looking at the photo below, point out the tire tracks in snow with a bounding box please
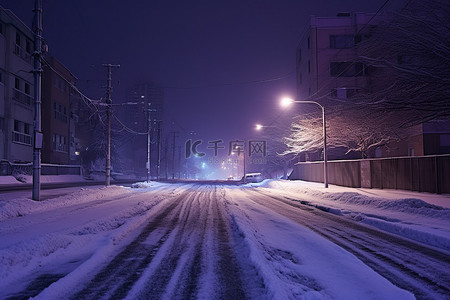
[242,188,450,300]
[132,185,248,299]
[69,185,199,299]
[70,184,253,299]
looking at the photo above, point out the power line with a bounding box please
[41,57,100,108]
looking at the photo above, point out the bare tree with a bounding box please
[254,119,296,179]
[354,0,450,126]
[282,107,407,159]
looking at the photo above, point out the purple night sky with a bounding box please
[2,0,385,142]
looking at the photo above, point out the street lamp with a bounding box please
[255,123,276,131]
[281,97,328,188]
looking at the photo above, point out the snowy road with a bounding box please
[1,181,449,299]
[237,188,450,299]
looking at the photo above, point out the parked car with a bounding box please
[242,173,263,183]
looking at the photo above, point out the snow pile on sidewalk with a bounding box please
[0,186,131,221]
[0,184,170,298]
[256,180,450,251]
[131,181,166,189]
[0,176,20,184]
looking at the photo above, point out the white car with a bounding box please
[243,173,263,183]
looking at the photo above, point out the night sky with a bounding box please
[3,0,387,145]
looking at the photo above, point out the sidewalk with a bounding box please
[0,175,141,192]
[271,179,450,209]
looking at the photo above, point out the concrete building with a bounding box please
[296,12,379,102]
[0,7,34,163]
[41,55,78,164]
[296,12,450,159]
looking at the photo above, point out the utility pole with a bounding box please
[157,121,162,180]
[146,106,156,183]
[102,64,120,186]
[164,138,169,180]
[32,0,43,201]
[171,131,179,179]
[147,106,151,183]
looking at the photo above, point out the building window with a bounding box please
[308,60,311,74]
[330,35,353,49]
[24,123,30,135]
[12,120,32,145]
[53,134,68,152]
[329,35,362,48]
[330,88,360,99]
[54,102,68,122]
[54,77,67,91]
[307,36,310,49]
[12,78,33,106]
[26,40,32,54]
[13,33,31,63]
[24,83,30,95]
[330,62,367,77]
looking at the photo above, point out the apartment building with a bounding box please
[41,55,78,164]
[296,12,450,158]
[296,12,379,102]
[0,7,34,163]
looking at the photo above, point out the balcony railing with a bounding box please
[13,88,33,106]
[14,44,32,64]
[53,142,68,152]
[12,131,32,146]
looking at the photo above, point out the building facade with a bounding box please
[41,55,78,164]
[296,12,450,159]
[0,7,35,163]
[296,12,379,102]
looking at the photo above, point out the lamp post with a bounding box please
[281,97,328,188]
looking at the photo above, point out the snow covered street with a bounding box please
[0,180,449,299]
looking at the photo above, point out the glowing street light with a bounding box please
[255,123,276,131]
[280,97,328,188]
[280,97,295,108]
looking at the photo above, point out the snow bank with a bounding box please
[131,181,166,189]
[257,180,450,251]
[225,188,415,299]
[0,176,20,184]
[0,186,131,221]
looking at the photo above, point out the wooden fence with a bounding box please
[289,155,450,194]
